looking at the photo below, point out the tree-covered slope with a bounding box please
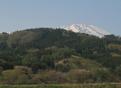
[0,28,121,84]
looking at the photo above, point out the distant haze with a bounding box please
[0,0,121,35]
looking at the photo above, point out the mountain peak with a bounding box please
[64,24,111,38]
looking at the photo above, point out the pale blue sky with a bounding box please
[0,0,121,35]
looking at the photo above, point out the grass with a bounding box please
[0,83,121,88]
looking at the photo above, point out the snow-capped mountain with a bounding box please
[64,24,110,38]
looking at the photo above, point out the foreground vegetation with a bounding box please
[0,83,121,88]
[0,28,121,84]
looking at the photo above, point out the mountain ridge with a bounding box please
[64,24,111,38]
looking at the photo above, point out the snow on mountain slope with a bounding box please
[64,24,110,38]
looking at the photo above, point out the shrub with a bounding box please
[1,66,32,84]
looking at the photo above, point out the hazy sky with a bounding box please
[0,0,121,35]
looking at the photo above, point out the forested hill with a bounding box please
[0,28,121,84]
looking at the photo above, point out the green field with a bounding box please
[0,83,121,88]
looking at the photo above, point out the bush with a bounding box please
[1,66,32,84]
[32,70,66,83]
[66,69,93,83]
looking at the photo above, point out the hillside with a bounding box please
[0,28,121,84]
